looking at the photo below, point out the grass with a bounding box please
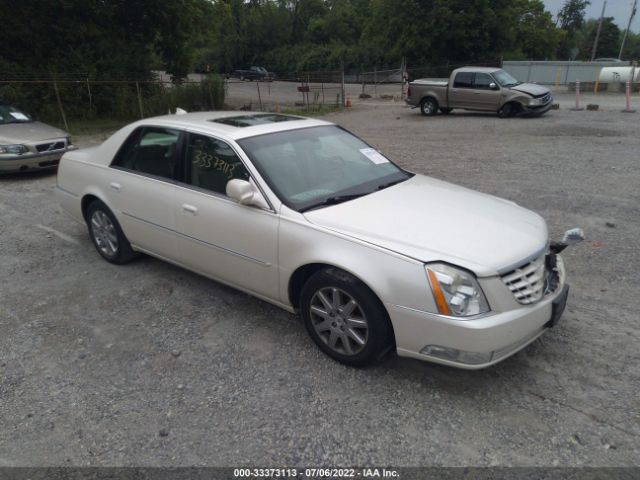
[50,118,130,137]
[280,104,343,117]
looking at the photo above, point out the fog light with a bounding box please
[420,345,493,365]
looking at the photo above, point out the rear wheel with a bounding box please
[300,268,393,366]
[86,200,137,265]
[420,97,439,116]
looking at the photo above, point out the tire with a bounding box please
[300,268,394,366]
[420,97,439,116]
[440,107,453,114]
[86,200,137,265]
[498,102,519,118]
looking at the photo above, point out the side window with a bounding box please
[474,73,494,90]
[112,127,180,181]
[453,72,473,88]
[185,133,250,195]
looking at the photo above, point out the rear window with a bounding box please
[453,72,473,88]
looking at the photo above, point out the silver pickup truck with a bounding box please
[406,67,553,118]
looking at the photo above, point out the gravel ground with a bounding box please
[0,104,639,468]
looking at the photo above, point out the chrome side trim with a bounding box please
[55,185,79,198]
[121,211,272,267]
[392,304,493,321]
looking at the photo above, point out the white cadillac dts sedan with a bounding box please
[56,111,573,369]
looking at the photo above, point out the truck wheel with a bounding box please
[420,97,438,116]
[440,108,453,114]
[498,102,520,118]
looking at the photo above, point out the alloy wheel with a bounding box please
[90,210,118,257]
[309,287,369,356]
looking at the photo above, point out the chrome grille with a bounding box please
[501,255,546,305]
[36,141,65,153]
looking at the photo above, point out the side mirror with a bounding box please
[226,179,269,209]
[562,227,585,246]
[489,82,498,90]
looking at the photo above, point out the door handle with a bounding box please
[110,182,122,192]
[182,204,198,215]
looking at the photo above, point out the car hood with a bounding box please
[303,175,548,277]
[510,83,550,97]
[0,121,68,144]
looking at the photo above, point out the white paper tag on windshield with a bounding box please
[10,112,29,120]
[360,148,389,164]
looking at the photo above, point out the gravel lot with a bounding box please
[1,102,639,468]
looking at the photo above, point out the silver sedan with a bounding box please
[0,102,75,173]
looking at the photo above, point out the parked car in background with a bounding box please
[406,67,553,118]
[231,66,275,81]
[0,101,76,173]
[56,111,577,369]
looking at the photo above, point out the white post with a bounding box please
[622,80,636,113]
[572,79,584,111]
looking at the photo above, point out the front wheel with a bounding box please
[498,102,520,118]
[300,269,393,366]
[86,200,137,264]
[420,97,439,116]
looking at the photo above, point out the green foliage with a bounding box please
[580,17,622,60]
[556,0,591,59]
[0,75,225,125]
[2,0,636,105]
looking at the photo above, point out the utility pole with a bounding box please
[591,1,607,61]
[619,0,638,60]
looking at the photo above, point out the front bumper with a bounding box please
[0,146,77,173]
[522,97,554,116]
[389,259,568,369]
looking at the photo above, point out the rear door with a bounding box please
[448,72,475,108]
[172,132,280,300]
[108,126,182,259]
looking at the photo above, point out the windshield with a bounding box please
[492,70,521,87]
[238,125,412,212]
[0,104,32,125]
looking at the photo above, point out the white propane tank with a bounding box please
[599,66,639,83]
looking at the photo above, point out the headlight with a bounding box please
[528,98,543,106]
[0,144,29,155]
[426,263,490,317]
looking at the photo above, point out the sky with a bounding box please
[542,0,639,32]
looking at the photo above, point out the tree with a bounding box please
[556,0,591,59]
[580,17,622,60]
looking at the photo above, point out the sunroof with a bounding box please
[211,113,304,127]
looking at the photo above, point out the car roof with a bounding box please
[139,111,333,141]
[455,66,502,74]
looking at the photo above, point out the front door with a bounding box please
[172,132,279,300]
[470,72,503,111]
